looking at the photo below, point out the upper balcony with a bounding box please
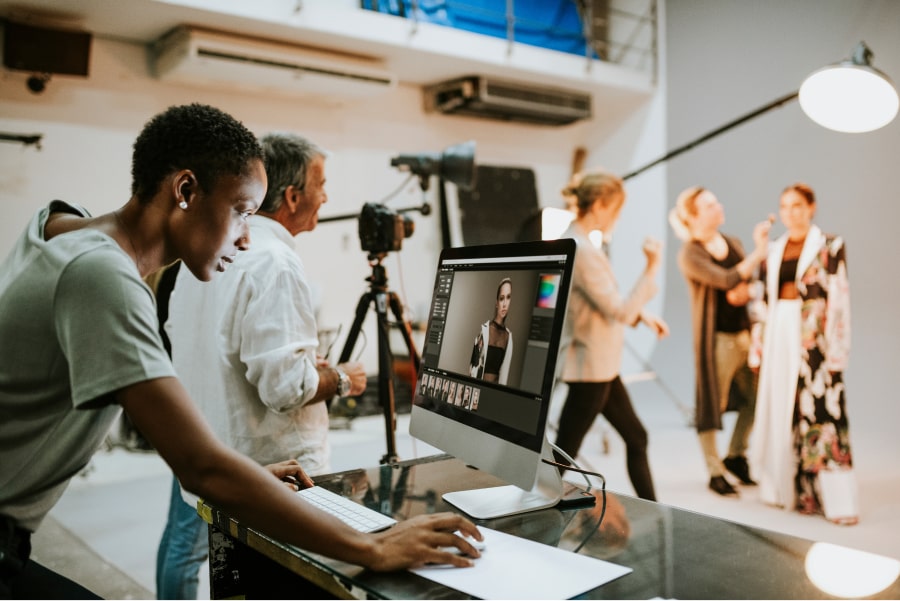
[0,0,658,103]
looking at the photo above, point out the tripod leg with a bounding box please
[374,291,399,463]
[387,291,421,373]
[338,291,374,364]
[330,291,373,413]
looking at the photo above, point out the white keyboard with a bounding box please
[297,486,397,533]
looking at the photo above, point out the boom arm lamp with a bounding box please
[622,41,898,182]
[540,41,898,239]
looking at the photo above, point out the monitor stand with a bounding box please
[442,439,563,520]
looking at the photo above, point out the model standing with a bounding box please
[750,183,856,525]
[469,277,514,385]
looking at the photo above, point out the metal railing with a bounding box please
[392,0,658,79]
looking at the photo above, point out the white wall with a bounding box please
[657,0,900,469]
[0,15,667,372]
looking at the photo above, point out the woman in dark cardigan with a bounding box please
[670,187,771,496]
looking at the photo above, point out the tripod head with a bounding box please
[365,253,389,291]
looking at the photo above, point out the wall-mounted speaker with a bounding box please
[2,20,91,76]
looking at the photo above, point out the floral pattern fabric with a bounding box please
[751,226,853,516]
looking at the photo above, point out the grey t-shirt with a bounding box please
[0,201,176,531]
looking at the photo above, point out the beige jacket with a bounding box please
[560,221,658,382]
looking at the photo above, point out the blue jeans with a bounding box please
[155,476,208,599]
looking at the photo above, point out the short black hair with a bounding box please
[131,103,263,202]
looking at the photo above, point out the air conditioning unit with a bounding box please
[424,75,592,126]
[151,26,398,99]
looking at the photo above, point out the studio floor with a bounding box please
[33,378,900,599]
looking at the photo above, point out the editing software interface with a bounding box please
[414,250,569,453]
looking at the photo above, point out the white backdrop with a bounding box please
[657,0,900,474]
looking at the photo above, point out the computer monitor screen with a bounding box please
[409,238,576,519]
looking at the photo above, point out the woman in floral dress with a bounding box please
[749,182,857,525]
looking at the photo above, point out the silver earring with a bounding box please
[178,201,188,210]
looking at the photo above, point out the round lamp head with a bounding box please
[390,140,476,191]
[441,140,477,191]
[799,42,899,133]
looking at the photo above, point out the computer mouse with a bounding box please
[438,535,486,556]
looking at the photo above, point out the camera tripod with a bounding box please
[338,253,421,465]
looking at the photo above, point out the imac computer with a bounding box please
[409,238,576,519]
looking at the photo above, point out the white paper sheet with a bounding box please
[411,527,632,599]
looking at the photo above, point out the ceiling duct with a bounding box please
[424,75,592,126]
[150,26,397,98]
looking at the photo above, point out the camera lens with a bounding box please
[402,217,415,239]
[27,74,49,94]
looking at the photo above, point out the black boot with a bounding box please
[709,475,739,496]
[723,456,757,485]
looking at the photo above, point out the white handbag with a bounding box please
[818,468,859,521]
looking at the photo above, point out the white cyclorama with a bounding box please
[410,238,576,519]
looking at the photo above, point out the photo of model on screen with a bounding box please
[462,385,472,409]
[470,388,481,411]
[469,277,514,385]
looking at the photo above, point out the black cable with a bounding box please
[351,329,367,362]
[547,443,596,492]
[541,458,605,484]
[321,323,343,363]
[541,458,607,554]
[317,173,420,224]
[376,172,417,205]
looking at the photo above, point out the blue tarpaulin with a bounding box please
[360,0,594,58]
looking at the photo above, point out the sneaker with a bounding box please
[709,475,739,496]
[723,456,757,485]
[828,516,859,526]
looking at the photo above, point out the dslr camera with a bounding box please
[358,202,414,255]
